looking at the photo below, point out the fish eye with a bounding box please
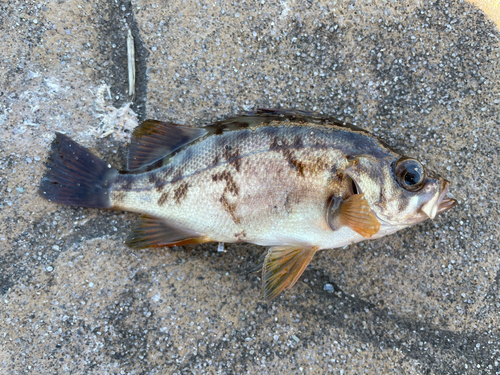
[395,158,425,192]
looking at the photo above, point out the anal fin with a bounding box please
[248,251,267,274]
[126,215,211,249]
[262,246,318,301]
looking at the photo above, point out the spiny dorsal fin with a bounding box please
[208,108,350,130]
[327,194,380,238]
[125,215,211,249]
[261,246,318,301]
[127,120,207,171]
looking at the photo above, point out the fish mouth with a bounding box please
[436,180,457,215]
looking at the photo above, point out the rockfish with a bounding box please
[39,109,457,300]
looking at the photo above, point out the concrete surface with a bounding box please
[1,0,500,373]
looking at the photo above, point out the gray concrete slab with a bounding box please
[1,0,499,373]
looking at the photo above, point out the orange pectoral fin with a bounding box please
[125,215,212,249]
[261,246,318,301]
[336,194,380,237]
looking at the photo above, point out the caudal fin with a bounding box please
[38,133,118,209]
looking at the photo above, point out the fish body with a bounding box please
[39,109,456,300]
[114,125,375,249]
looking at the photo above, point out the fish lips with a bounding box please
[437,181,457,214]
[421,180,457,219]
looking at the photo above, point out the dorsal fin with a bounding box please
[127,120,207,171]
[125,215,212,248]
[207,108,352,130]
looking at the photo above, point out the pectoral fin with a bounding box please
[126,215,211,249]
[261,246,318,301]
[327,194,380,238]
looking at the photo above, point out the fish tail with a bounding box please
[38,132,118,209]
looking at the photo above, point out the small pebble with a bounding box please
[323,284,334,293]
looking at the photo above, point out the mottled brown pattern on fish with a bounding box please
[281,148,306,176]
[112,191,126,206]
[223,146,242,172]
[326,175,346,198]
[147,172,167,193]
[174,182,189,203]
[171,168,183,183]
[157,192,169,206]
[161,165,174,181]
[292,135,304,149]
[269,135,310,177]
[269,136,282,151]
[290,159,306,176]
[211,154,220,167]
[234,230,246,241]
[148,173,157,184]
[120,175,134,191]
[212,170,239,196]
[155,181,165,193]
[313,140,328,151]
[155,177,167,192]
[310,157,330,174]
[220,195,240,224]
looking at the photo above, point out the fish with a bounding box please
[38,108,457,301]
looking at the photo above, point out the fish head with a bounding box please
[345,155,457,231]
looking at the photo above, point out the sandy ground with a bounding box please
[1,0,499,374]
